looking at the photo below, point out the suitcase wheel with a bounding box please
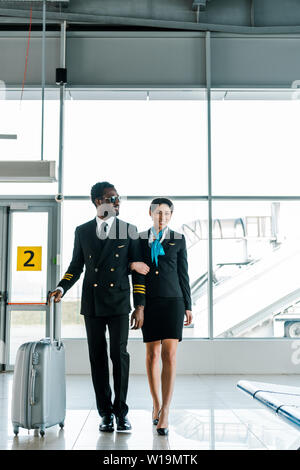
[13,425,19,436]
[59,421,64,429]
[40,427,45,437]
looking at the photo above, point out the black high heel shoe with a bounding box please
[152,407,161,426]
[156,410,169,435]
[157,427,169,436]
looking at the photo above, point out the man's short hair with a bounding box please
[149,197,174,213]
[91,181,115,207]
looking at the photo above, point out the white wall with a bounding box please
[2,31,300,88]
[64,338,300,375]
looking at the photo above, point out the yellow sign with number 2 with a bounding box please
[17,246,42,271]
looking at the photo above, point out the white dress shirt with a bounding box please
[56,216,116,295]
[95,215,115,238]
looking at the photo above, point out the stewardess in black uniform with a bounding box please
[131,198,193,435]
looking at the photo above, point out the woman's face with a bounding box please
[150,203,173,231]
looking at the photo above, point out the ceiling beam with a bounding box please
[2,6,300,33]
[0,15,59,23]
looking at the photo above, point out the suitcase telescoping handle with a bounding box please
[47,291,62,347]
[30,367,36,406]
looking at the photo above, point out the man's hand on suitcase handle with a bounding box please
[48,290,63,304]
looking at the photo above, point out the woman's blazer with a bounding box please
[139,228,192,310]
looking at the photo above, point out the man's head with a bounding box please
[91,182,120,218]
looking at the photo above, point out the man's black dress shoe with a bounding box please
[115,416,132,432]
[99,414,114,432]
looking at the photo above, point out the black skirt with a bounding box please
[141,297,185,343]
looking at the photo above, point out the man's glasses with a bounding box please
[100,195,121,204]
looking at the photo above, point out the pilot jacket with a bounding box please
[139,228,192,311]
[58,216,146,316]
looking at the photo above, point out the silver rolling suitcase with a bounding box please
[11,294,66,437]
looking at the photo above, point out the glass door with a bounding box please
[0,199,58,370]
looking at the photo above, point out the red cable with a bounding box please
[20,6,33,104]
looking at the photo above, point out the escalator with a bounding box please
[190,242,300,337]
[181,210,300,338]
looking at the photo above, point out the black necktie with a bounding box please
[99,221,108,240]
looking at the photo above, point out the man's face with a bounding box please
[95,187,120,218]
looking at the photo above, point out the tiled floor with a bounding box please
[1,373,300,450]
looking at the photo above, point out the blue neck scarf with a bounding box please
[150,226,166,266]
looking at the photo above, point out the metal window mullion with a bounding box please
[45,205,53,339]
[62,195,209,200]
[0,207,8,370]
[5,206,12,368]
[58,20,66,197]
[41,0,46,161]
[53,21,67,342]
[61,195,300,200]
[206,31,214,340]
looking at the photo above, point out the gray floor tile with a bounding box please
[0,373,300,450]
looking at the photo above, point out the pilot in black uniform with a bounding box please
[50,182,146,433]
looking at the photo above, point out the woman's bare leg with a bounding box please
[157,339,179,428]
[145,341,161,419]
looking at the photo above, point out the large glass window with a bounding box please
[212,200,300,338]
[211,90,300,196]
[210,89,300,338]
[64,96,208,197]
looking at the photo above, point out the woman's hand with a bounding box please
[130,261,150,275]
[184,310,193,326]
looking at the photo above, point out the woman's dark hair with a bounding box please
[91,181,115,207]
[149,197,174,213]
